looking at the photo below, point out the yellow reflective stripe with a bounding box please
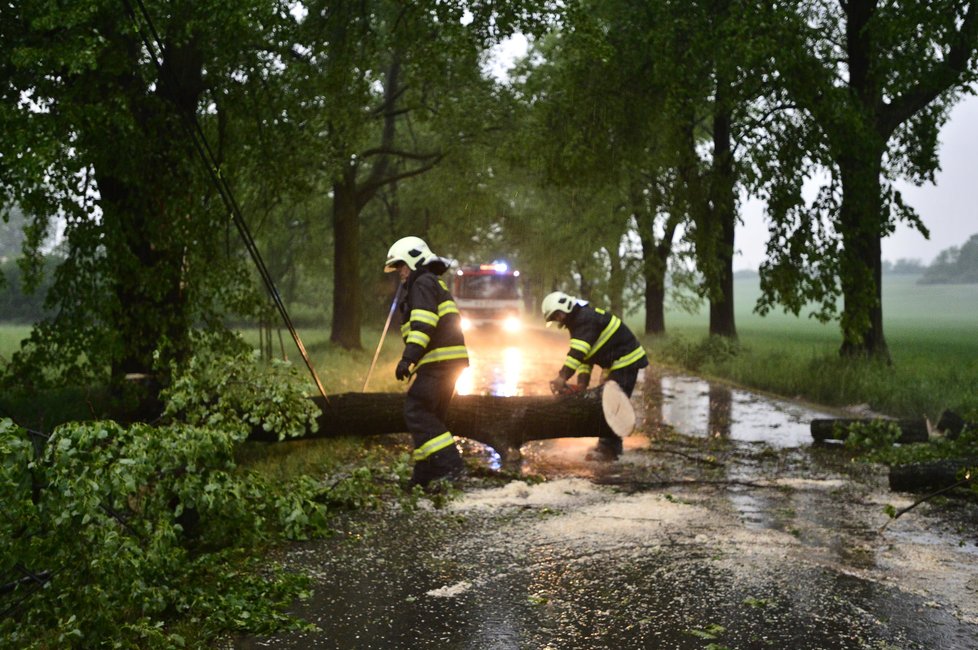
[413,431,455,460]
[400,322,411,338]
[563,356,582,372]
[585,315,620,360]
[610,345,646,370]
[438,279,449,291]
[569,338,591,355]
[411,309,438,327]
[578,364,592,376]
[438,299,460,317]
[416,345,469,367]
[406,330,431,348]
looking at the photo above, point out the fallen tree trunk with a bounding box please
[888,459,978,493]
[248,388,617,460]
[810,418,928,444]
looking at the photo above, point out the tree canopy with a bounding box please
[2,0,977,396]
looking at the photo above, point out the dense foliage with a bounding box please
[0,0,295,389]
[0,345,398,648]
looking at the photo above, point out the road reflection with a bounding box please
[455,346,523,397]
[653,372,839,448]
[456,326,563,397]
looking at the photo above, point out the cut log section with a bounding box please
[248,386,621,461]
[601,380,636,437]
[810,418,929,444]
[935,410,978,440]
[888,459,978,492]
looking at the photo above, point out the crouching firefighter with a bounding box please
[542,291,649,460]
[385,236,469,488]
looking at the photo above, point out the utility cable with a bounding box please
[121,0,328,402]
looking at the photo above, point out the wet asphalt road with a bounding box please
[238,325,978,650]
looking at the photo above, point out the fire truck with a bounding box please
[452,261,523,332]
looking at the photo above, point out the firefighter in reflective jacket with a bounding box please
[385,236,468,487]
[542,290,649,459]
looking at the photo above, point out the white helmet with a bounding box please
[384,236,433,272]
[542,291,577,322]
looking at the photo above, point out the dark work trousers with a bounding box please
[607,364,640,398]
[404,362,465,484]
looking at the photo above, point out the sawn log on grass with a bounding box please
[810,418,929,444]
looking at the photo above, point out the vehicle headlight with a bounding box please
[461,317,473,331]
[502,315,521,332]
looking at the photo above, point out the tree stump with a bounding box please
[248,387,618,461]
[810,418,929,444]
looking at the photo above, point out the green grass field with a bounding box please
[3,274,976,423]
[640,274,978,421]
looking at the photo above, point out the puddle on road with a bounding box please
[647,372,842,448]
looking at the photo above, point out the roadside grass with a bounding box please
[0,324,30,362]
[237,324,405,396]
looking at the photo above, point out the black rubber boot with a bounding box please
[409,448,465,489]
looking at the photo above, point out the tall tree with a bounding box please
[513,2,684,331]
[655,0,779,339]
[762,0,978,358]
[292,0,538,349]
[0,0,315,392]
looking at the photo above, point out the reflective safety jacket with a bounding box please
[557,304,648,380]
[399,266,469,370]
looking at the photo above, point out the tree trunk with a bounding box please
[708,81,736,338]
[836,2,889,360]
[810,418,928,444]
[837,152,888,360]
[634,184,677,336]
[249,389,619,462]
[889,459,977,493]
[93,29,202,392]
[330,172,363,350]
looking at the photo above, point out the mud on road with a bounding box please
[239,328,978,650]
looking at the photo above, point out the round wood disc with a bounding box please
[602,380,635,437]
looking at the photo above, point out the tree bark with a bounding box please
[94,28,202,386]
[889,459,977,493]
[635,182,678,336]
[936,410,975,439]
[707,81,737,339]
[249,388,618,461]
[836,1,888,360]
[837,150,888,360]
[330,171,363,350]
[810,418,928,444]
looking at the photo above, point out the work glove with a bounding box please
[395,358,413,381]
[549,375,568,395]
